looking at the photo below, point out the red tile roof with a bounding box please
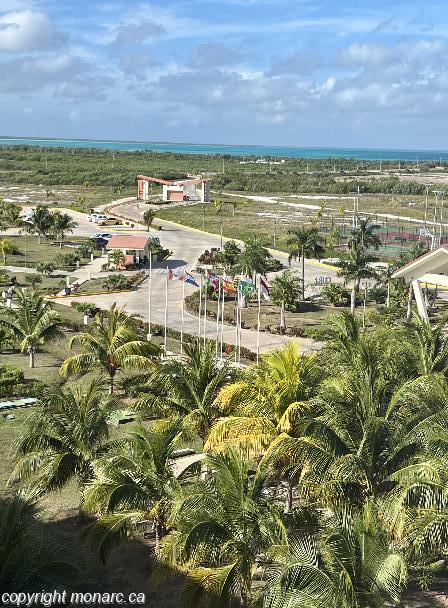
[106,235,151,250]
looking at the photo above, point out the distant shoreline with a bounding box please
[1,136,448,161]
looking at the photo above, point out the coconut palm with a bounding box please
[143,209,156,231]
[276,330,448,513]
[206,342,320,456]
[82,419,185,560]
[0,494,79,592]
[337,249,376,314]
[51,211,77,247]
[10,380,112,515]
[156,447,287,608]
[60,304,161,393]
[0,238,15,264]
[108,249,125,269]
[0,288,67,367]
[134,339,236,441]
[237,236,272,279]
[286,227,325,300]
[412,314,448,376]
[0,200,20,235]
[24,205,53,244]
[348,218,382,253]
[263,502,407,608]
[270,270,302,328]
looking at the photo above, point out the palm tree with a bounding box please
[0,238,14,264]
[286,227,325,300]
[348,218,382,253]
[270,270,302,329]
[25,205,53,244]
[277,328,448,513]
[11,380,111,516]
[82,419,185,560]
[51,211,77,247]
[0,494,79,592]
[206,342,320,457]
[412,314,448,375]
[135,339,236,441]
[108,249,125,269]
[263,503,407,608]
[156,447,287,608]
[60,304,161,393]
[237,236,272,279]
[0,200,20,235]
[143,209,156,231]
[337,249,376,314]
[0,288,67,367]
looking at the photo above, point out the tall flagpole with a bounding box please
[256,278,261,364]
[215,278,221,356]
[198,274,202,338]
[220,280,225,360]
[203,279,208,345]
[235,286,239,363]
[180,275,185,357]
[164,266,169,354]
[237,286,242,364]
[147,252,152,340]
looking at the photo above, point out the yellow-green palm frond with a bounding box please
[277,401,313,434]
[213,381,251,414]
[205,416,277,456]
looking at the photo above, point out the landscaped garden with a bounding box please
[2,282,448,605]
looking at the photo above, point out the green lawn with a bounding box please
[3,235,99,269]
[0,271,76,294]
[156,193,430,257]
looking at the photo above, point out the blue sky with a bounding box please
[0,0,446,148]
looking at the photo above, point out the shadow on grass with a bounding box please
[1,496,225,608]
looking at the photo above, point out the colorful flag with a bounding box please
[239,278,256,297]
[222,279,237,295]
[205,271,220,290]
[185,272,199,287]
[169,269,186,281]
[260,277,270,300]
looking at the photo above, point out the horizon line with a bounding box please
[1,135,448,155]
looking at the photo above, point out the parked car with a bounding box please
[88,213,107,222]
[97,217,122,226]
[90,236,109,248]
[93,233,113,240]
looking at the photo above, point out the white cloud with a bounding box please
[0,10,65,52]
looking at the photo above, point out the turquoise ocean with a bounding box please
[1,136,448,161]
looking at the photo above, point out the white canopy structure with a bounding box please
[392,245,448,322]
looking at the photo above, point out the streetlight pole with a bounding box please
[220,219,223,249]
[202,204,205,231]
[273,218,277,248]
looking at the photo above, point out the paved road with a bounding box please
[46,199,340,354]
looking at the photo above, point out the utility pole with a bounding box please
[273,218,277,248]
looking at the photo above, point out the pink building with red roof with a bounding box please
[106,234,151,265]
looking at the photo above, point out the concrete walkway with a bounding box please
[50,198,335,354]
